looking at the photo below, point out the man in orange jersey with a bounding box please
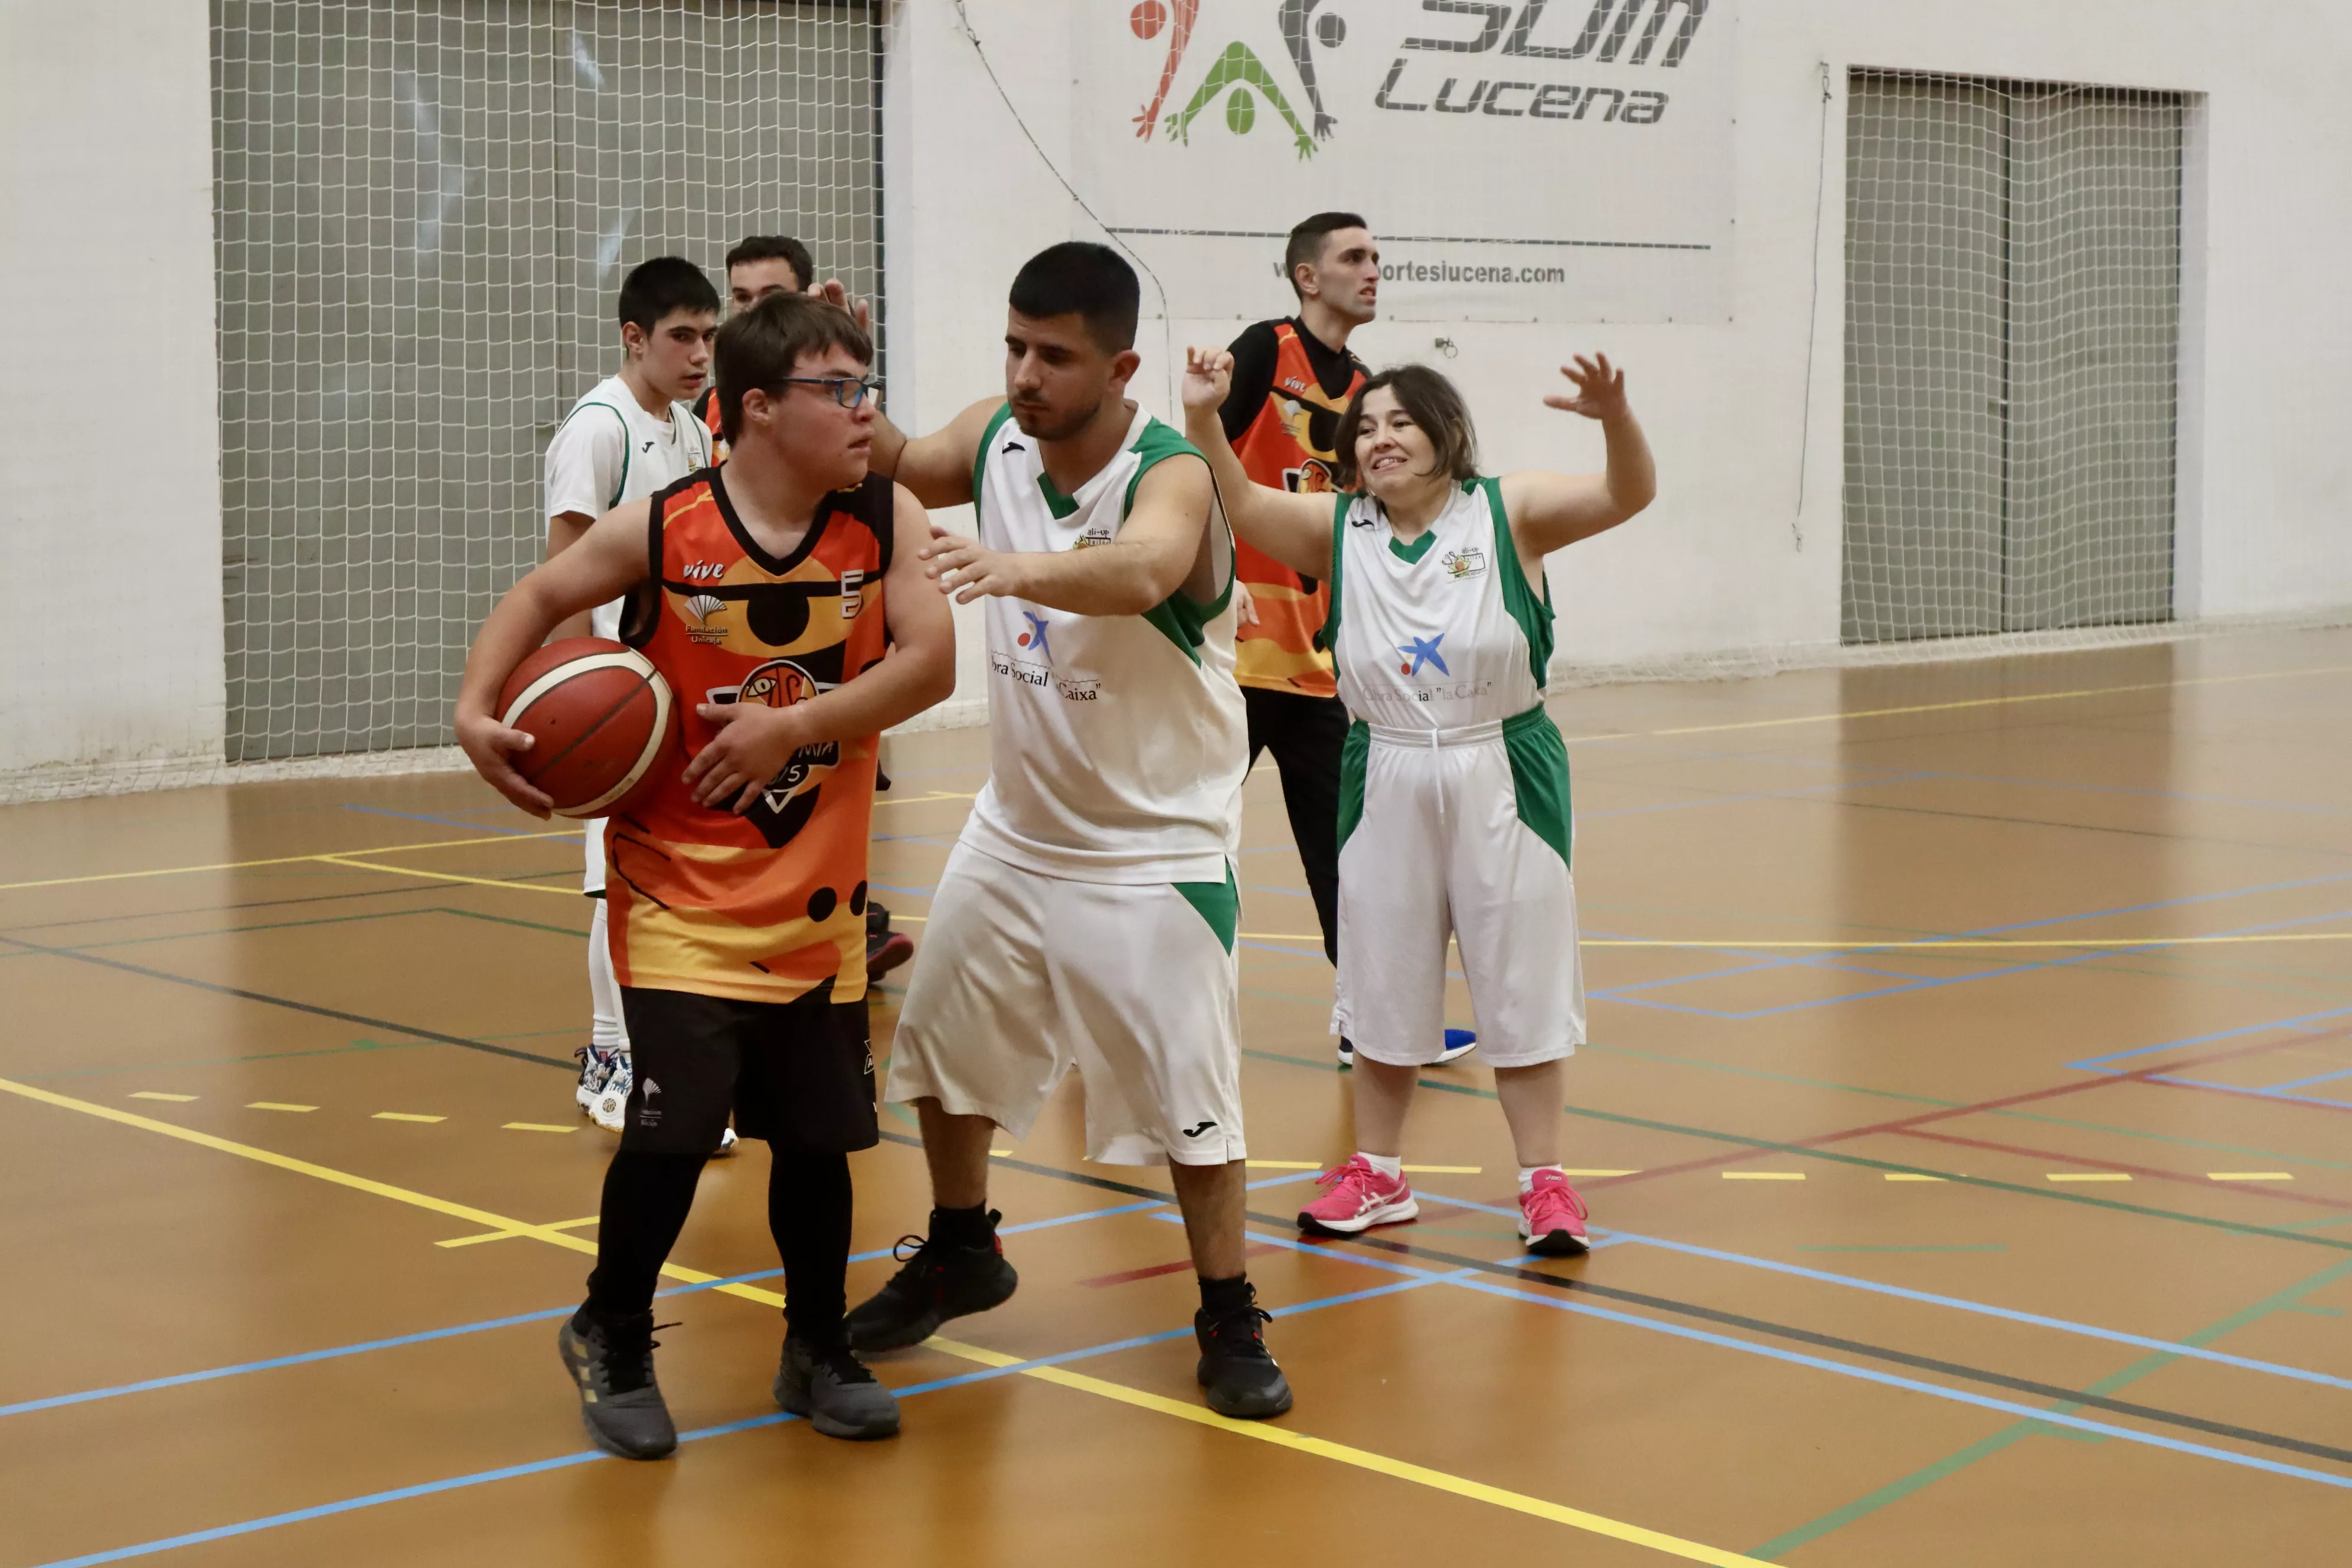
[455,293,955,1459]
[1218,213,1475,1069]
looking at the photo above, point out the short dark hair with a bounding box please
[616,256,720,334]
[1285,211,1369,300]
[714,292,874,443]
[1008,241,1140,352]
[1332,364,1479,491]
[724,234,816,290]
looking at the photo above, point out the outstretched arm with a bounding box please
[919,455,1216,618]
[453,501,655,816]
[1499,355,1657,561]
[868,394,1003,511]
[680,484,958,814]
[1179,345,1335,582]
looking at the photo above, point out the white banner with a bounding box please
[1070,0,1734,323]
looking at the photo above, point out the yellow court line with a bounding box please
[439,1215,601,1249]
[1563,1168,1641,1178]
[129,1091,198,1103]
[0,1073,1769,1565]
[247,1102,317,1113]
[315,854,582,897]
[874,791,977,808]
[2209,1172,2294,1182]
[1884,1173,1946,1182]
[0,829,583,894]
[373,1112,446,1123]
[1561,662,2352,744]
[1230,930,2352,951]
[502,1122,577,1134]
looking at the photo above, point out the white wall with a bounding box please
[884,0,2352,684]
[0,0,223,776]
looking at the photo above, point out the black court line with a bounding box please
[0,931,572,1070]
[888,1135,2352,1472]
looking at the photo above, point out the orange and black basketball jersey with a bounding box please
[691,386,730,466]
[605,467,892,1005]
[1227,321,1366,698]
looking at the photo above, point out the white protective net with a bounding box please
[1842,70,2183,646]
[214,0,879,762]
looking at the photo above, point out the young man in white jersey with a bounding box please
[844,243,1291,1419]
[1181,349,1654,1256]
[543,256,719,1131]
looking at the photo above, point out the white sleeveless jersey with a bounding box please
[546,376,714,638]
[1329,478,1556,731]
[959,403,1246,886]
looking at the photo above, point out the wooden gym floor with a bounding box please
[5,629,2352,1567]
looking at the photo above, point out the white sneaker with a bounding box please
[713,1126,739,1158]
[574,1046,609,1118]
[590,1053,632,1133]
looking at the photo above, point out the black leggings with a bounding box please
[585,1145,855,1347]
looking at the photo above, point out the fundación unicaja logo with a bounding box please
[1128,0,1348,159]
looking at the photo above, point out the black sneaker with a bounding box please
[556,1306,677,1459]
[775,1337,901,1440]
[1195,1289,1293,1420]
[846,1214,1019,1352]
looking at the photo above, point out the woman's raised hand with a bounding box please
[1542,354,1629,422]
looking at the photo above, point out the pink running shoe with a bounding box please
[1298,1155,1419,1236]
[1519,1170,1590,1257]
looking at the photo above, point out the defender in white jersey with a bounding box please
[541,257,719,1129]
[1183,347,1655,1258]
[845,244,1290,1421]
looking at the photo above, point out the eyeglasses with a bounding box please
[780,375,882,409]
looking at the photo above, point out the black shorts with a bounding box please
[616,986,880,1155]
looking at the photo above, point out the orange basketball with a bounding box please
[496,637,677,818]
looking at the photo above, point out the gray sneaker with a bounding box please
[774,1337,901,1440]
[557,1307,677,1459]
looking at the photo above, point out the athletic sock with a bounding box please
[1198,1272,1253,1319]
[1361,1152,1404,1180]
[585,1148,708,1319]
[1519,1165,1564,1194]
[770,1148,854,1349]
[930,1203,994,1250]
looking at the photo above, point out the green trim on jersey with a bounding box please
[1321,492,1352,656]
[1173,863,1239,953]
[1337,718,1370,854]
[1502,706,1572,868]
[971,402,1017,509]
[1130,420,1233,666]
[1387,529,1439,565]
[1037,471,1080,519]
[553,400,635,509]
[1483,476,1557,690]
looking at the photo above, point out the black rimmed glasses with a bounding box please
[780,375,882,409]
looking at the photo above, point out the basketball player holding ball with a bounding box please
[456,293,955,1458]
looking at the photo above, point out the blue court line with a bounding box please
[1228,1225,2352,1495]
[9,1197,1171,1423]
[0,1308,579,1419]
[2068,1004,2352,1072]
[1586,1227,2352,1392]
[2258,1063,2352,1093]
[27,1270,1456,1568]
[2143,1074,2352,1113]
[338,804,560,838]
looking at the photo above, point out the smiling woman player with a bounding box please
[1181,347,1655,1255]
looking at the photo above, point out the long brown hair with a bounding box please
[1331,364,1479,491]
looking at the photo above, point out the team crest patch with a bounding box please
[731,658,842,850]
[684,592,729,643]
[1442,547,1488,581]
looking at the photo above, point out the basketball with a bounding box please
[496,636,677,818]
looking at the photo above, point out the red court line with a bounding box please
[1589,1024,2352,1192]
[1078,1242,1281,1289]
[1895,1126,2352,1213]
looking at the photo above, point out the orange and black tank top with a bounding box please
[691,386,730,465]
[606,467,891,1004]
[1230,321,1364,698]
